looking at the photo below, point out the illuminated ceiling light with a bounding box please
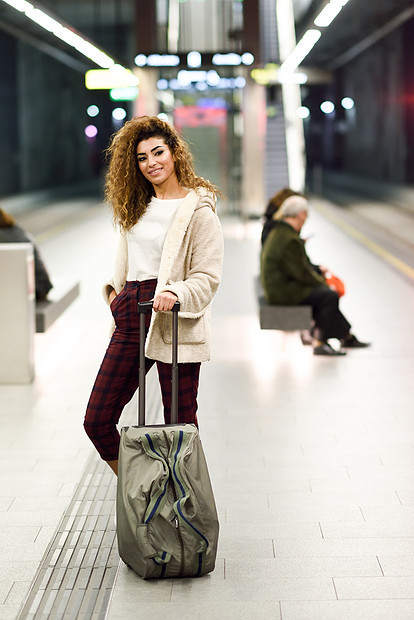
[195,82,208,91]
[176,71,192,87]
[25,6,59,29]
[1,0,116,68]
[187,51,201,68]
[341,96,355,109]
[135,54,180,67]
[314,3,342,27]
[157,79,169,90]
[112,107,127,121]
[297,106,310,119]
[314,0,350,28]
[1,0,32,10]
[85,66,139,89]
[234,76,246,88]
[148,54,180,67]
[278,0,350,78]
[134,54,147,67]
[85,125,98,138]
[251,64,278,85]
[241,52,254,65]
[134,54,180,67]
[177,70,208,86]
[320,100,335,114]
[279,29,321,74]
[212,53,242,66]
[157,77,244,91]
[206,70,221,87]
[278,72,308,84]
[110,86,139,101]
[87,105,99,117]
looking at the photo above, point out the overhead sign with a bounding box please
[250,64,279,85]
[134,51,255,68]
[85,67,139,90]
[110,87,139,101]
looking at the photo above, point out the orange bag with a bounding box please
[325,271,345,297]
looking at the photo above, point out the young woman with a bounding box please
[84,116,223,474]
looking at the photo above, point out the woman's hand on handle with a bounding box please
[153,291,178,312]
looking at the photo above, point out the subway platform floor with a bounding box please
[0,193,414,619]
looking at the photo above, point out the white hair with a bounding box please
[275,195,309,220]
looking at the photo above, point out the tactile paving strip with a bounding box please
[18,452,118,619]
[18,374,163,619]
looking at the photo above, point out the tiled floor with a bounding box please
[1,195,413,619]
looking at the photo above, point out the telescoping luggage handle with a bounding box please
[137,300,180,426]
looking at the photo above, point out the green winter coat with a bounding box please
[260,220,326,305]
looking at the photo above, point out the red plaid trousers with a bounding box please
[84,280,200,461]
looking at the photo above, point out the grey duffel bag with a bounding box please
[117,423,219,578]
[116,301,219,579]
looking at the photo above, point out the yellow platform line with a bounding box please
[315,203,414,281]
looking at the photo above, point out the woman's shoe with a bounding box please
[313,343,346,356]
[341,334,371,348]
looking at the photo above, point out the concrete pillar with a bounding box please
[276,0,306,191]
[133,68,159,118]
[242,76,266,217]
[0,244,35,383]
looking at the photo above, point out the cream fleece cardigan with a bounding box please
[103,189,224,364]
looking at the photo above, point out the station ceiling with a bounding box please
[0,0,413,73]
[295,0,414,70]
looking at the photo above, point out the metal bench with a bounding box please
[255,277,312,331]
[36,281,80,332]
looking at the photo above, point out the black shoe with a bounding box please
[313,343,346,356]
[341,334,371,348]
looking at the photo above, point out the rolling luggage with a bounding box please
[116,300,219,579]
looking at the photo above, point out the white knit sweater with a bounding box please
[126,196,182,281]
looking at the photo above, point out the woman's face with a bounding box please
[136,137,176,187]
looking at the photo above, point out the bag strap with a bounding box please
[137,300,180,426]
[170,429,209,575]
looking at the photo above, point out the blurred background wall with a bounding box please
[0,0,413,211]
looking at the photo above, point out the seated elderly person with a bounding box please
[260,195,370,356]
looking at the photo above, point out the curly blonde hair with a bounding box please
[105,115,219,231]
